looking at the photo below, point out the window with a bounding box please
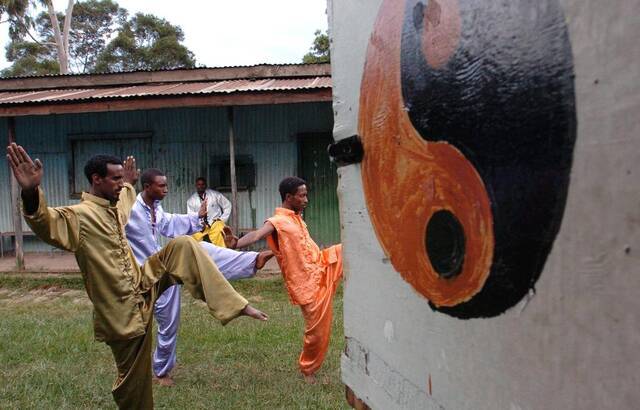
[208,155,255,191]
[70,133,152,198]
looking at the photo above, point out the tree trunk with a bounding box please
[62,0,74,69]
[45,0,74,74]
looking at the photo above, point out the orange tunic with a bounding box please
[267,208,343,375]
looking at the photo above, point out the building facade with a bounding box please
[0,64,339,256]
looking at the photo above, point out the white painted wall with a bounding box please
[331,0,640,409]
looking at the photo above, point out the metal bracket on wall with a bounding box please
[328,135,364,167]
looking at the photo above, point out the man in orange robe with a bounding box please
[230,176,343,383]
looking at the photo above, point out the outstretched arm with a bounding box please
[157,201,206,237]
[230,221,275,249]
[6,143,80,251]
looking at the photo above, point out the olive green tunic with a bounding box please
[23,183,248,409]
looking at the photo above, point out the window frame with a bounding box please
[68,132,152,199]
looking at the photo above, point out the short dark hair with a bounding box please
[84,154,123,183]
[141,168,165,187]
[195,177,207,184]
[279,176,306,202]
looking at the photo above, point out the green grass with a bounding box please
[0,276,348,409]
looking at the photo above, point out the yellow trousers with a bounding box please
[298,244,343,376]
[192,220,227,247]
[107,236,248,409]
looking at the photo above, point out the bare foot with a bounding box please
[241,304,268,321]
[223,226,238,249]
[303,373,317,384]
[153,375,175,387]
[255,250,274,270]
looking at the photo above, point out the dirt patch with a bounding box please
[0,286,88,306]
[255,271,281,279]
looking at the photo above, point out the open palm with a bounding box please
[198,198,208,219]
[6,143,43,191]
[123,155,140,185]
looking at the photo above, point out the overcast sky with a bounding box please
[0,0,329,70]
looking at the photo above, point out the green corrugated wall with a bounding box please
[0,102,339,253]
[299,133,341,247]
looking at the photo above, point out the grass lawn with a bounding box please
[0,275,348,409]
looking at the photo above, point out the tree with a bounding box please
[302,29,330,64]
[66,0,127,73]
[3,40,59,76]
[0,0,29,24]
[1,0,76,74]
[94,13,195,72]
[1,0,37,41]
[1,1,195,77]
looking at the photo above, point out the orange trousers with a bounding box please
[298,244,343,376]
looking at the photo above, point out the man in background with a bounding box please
[187,177,231,246]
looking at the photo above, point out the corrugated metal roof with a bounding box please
[0,62,329,81]
[0,76,332,105]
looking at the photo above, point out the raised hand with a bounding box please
[123,156,140,185]
[198,198,208,219]
[6,143,43,192]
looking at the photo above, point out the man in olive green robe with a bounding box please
[6,143,268,409]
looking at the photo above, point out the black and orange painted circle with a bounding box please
[359,0,576,318]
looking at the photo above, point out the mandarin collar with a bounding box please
[81,191,117,208]
[136,193,159,210]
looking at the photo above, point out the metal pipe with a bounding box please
[8,117,24,270]
[227,107,239,233]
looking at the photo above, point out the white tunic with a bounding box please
[186,188,232,224]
